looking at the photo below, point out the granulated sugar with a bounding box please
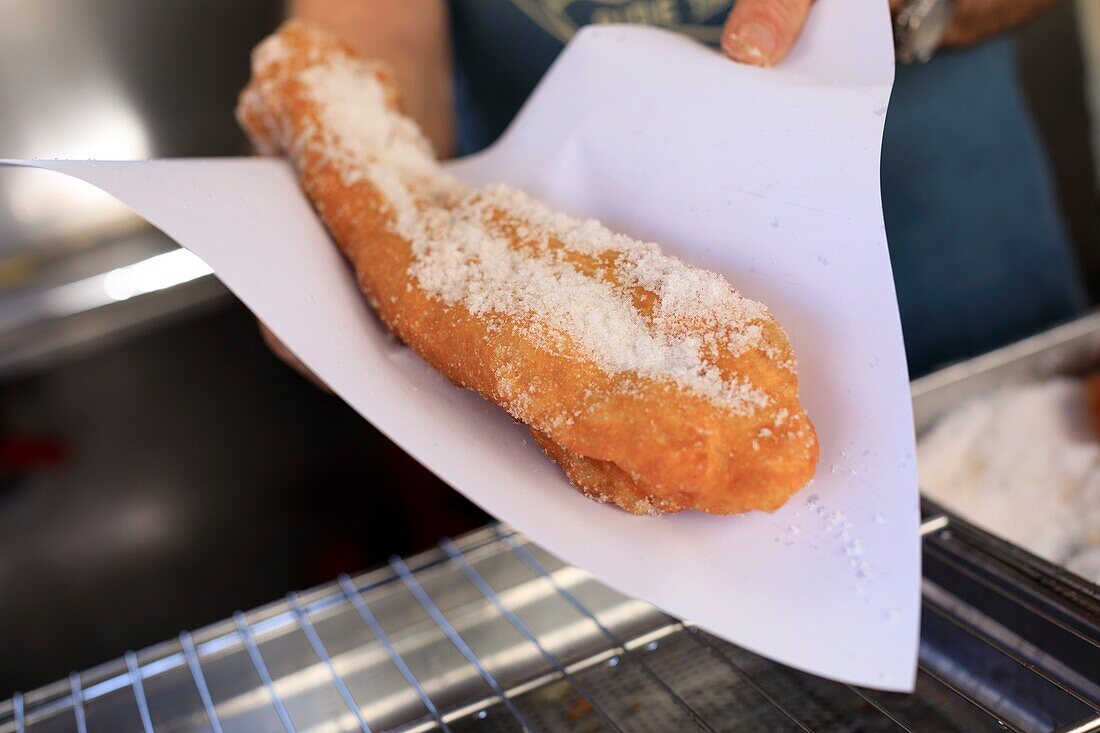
[803,493,871,581]
[278,45,776,415]
[918,378,1100,582]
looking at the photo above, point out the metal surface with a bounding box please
[911,312,1100,595]
[0,240,228,377]
[0,0,277,249]
[6,315,1100,730]
[911,311,1100,433]
[2,522,1097,732]
[0,0,280,376]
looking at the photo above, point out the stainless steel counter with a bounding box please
[7,313,1100,731]
[0,0,281,377]
[1,517,1097,732]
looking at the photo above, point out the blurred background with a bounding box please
[0,0,489,697]
[0,0,1098,701]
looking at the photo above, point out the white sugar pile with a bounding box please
[257,36,780,417]
[918,378,1100,583]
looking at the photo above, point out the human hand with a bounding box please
[720,0,909,66]
[721,0,1059,67]
[720,0,815,67]
[941,0,1060,49]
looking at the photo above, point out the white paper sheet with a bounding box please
[2,0,920,691]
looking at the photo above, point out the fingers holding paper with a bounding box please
[721,0,813,66]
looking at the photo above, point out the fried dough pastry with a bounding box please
[1085,373,1100,441]
[238,21,818,514]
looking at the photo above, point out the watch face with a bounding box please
[909,0,955,62]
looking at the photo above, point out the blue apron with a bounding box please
[449,0,1086,376]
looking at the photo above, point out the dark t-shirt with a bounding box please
[447,1,1086,375]
[451,0,730,152]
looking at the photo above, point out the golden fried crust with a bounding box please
[531,430,688,515]
[238,21,818,515]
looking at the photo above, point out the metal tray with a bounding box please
[1,520,1097,732]
[911,312,1100,434]
[912,312,1100,599]
[3,318,1100,732]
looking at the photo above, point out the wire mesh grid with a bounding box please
[2,519,1098,733]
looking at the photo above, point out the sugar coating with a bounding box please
[258,33,779,416]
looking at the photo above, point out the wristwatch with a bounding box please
[893,0,957,64]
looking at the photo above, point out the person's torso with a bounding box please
[449,0,732,152]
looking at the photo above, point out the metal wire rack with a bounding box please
[2,511,1098,733]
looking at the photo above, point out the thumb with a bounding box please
[722,0,813,67]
